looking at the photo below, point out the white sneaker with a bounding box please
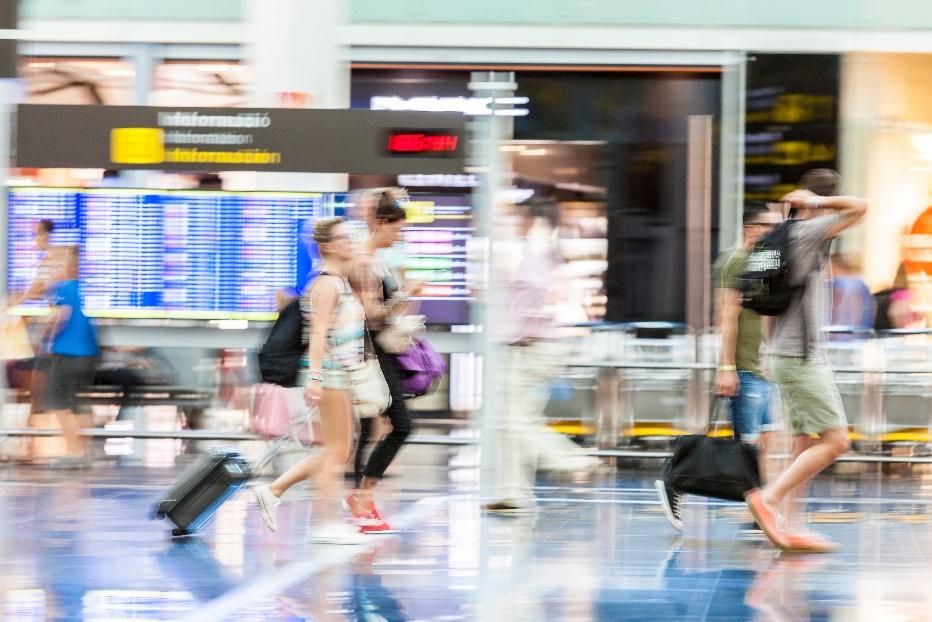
[308,521,369,545]
[254,485,281,532]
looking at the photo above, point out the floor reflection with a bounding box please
[0,464,931,620]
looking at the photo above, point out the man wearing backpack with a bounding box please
[655,203,782,532]
[745,169,868,553]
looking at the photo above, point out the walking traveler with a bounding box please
[656,203,783,531]
[253,218,370,544]
[745,169,868,553]
[346,192,422,533]
[483,198,600,515]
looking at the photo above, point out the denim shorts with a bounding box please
[730,370,776,442]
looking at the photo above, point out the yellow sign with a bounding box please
[110,128,165,164]
[404,201,436,224]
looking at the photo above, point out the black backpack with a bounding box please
[257,297,306,387]
[736,220,801,316]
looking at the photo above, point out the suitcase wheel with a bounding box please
[171,528,189,538]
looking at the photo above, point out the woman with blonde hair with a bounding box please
[253,217,369,544]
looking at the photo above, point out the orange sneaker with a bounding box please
[745,489,791,550]
[783,532,838,554]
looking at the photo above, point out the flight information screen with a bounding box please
[7,188,325,320]
[6,188,474,324]
[401,194,473,325]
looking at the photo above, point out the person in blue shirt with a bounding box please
[830,254,875,331]
[46,245,98,466]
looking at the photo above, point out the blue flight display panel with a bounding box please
[7,188,325,320]
[6,187,473,324]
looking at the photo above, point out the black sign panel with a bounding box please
[0,0,16,78]
[744,53,840,202]
[15,105,466,174]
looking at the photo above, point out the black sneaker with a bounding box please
[654,479,684,532]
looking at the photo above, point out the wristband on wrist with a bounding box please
[718,365,737,372]
[307,370,323,382]
[806,196,824,210]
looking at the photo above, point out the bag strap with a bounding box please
[706,397,730,436]
[362,323,379,360]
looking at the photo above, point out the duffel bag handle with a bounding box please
[706,397,731,436]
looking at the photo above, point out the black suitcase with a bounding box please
[154,414,308,537]
[153,447,253,537]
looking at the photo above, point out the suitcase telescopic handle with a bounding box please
[251,408,317,475]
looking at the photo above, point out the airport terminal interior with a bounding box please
[2,1,932,620]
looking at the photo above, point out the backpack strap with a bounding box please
[800,287,809,361]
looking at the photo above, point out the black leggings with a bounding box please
[354,342,412,485]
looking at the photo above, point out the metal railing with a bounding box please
[3,325,931,464]
[548,324,932,463]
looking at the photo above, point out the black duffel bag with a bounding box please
[666,400,761,502]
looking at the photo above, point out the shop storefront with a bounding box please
[842,53,932,323]
[351,65,723,324]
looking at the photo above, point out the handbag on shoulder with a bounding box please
[350,327,392,419]
[394,336,446,397]
[665,399,761,502]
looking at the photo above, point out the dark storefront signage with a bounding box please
[744,53,840,202]
[0,0,16,79]
[15,104,465,174]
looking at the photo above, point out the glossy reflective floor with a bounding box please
[0,452,931,621]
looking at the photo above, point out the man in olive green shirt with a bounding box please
[656,203,781,532]
[714,203,783,446]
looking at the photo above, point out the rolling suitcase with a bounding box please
[153,447,253,537]
[153,421,305,537]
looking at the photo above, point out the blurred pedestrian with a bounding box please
[656,202,782,532]
[44,245,98,467]
[830,254,874,330]
[745,169,868,553]
[874,263,920,330]
[483,198,600,515]
[4,219,67,418]
[253,218,369,544]
[6,219,65,309]
[346,192,421,533]
[349,187,409,271]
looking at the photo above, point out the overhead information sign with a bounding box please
[15,105,466,174]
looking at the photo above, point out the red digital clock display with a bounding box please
[386,131,459,155]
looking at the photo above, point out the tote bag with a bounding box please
[666,399,761,502]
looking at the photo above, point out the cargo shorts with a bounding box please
[770,355,848,436]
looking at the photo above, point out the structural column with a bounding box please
[244,0,349,191]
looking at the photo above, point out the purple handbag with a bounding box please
[394,336,446,397]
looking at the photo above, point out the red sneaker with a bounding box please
[343,495,397,534]
[368,501,386,521]
[745,489,791,550]
[358,516,397,534]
